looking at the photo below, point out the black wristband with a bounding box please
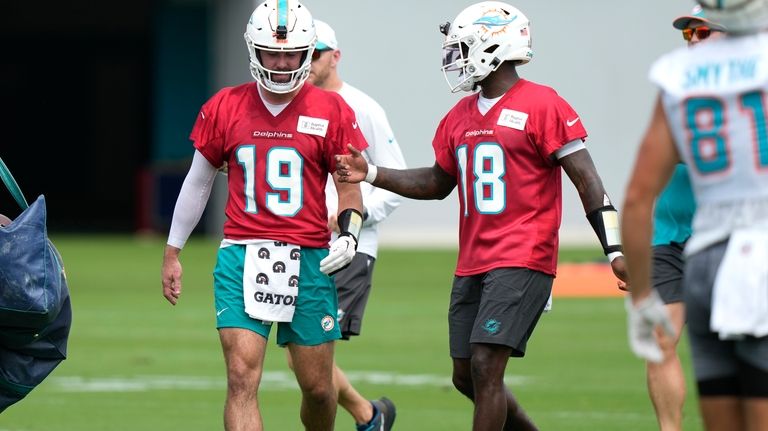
[337,208,363,245]
[586,205,623,255]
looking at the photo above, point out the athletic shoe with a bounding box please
[356,397,396,431]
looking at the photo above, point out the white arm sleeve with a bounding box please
[167,151,219,249]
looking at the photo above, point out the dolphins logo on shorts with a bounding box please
[321,315,335,332]
[483,319,501,335]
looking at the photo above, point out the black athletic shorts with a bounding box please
[685,240,768,395]
[652,242,685,304]
[449,267,552,359]
[335,253,376,340]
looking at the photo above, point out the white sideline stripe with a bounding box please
[48,372,532,393]
[546,410,651,421]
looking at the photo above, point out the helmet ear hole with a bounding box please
[483,44,499,59]
[481,45,500,64]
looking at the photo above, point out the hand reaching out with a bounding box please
[335,144,369,183]
[617,279,629,291]
[611,255,629,291]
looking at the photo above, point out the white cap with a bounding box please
[314,19,338,50]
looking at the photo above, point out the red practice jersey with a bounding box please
[191,82,367,248]
[433,79,587,276]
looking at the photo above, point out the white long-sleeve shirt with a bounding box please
[325,82,407,258]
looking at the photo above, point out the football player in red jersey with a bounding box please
[160,1,366,430]
[336,2,627,429]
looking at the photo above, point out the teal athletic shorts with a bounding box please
[213,244,341,346]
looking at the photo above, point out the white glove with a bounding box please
[319,235,356,275]
[625,289,676,363]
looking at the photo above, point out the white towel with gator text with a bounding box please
[242,241,301,322]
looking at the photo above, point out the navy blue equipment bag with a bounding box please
[0,157,71,412]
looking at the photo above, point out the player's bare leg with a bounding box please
[500,386,536,431]
[333,364,375,424]
[286,352,374,425]
[700,397,745,431]
[699,391,768,430]
[289,342,338,431]
[471,344,536,431]
[647,302,686,431]
[219,328,268,431]
[744,398,768,431]
[452,346,537,431]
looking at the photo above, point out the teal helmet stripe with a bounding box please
[277,0,288,27]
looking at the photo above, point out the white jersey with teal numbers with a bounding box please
[650,33,768,256]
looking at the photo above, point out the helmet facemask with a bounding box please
[441,37,480,93]
[245,34,314,94]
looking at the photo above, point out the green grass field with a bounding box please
[0,236,703,430]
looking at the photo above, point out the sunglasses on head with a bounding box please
[682,27,712,42]
[311,48,331,61]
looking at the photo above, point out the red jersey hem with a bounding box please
[454,261,557,277]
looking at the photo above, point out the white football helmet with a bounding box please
[697,0,768,34]
[440,1,533,93]
[244,0,316,94]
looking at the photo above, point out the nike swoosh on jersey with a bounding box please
[566,117,580,127]
[216,307,229,316]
